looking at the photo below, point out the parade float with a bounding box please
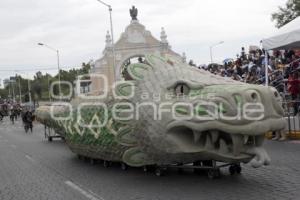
[36,7,286,178]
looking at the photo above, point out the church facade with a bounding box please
[88,8,185,94]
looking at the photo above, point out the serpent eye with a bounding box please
[175,83,190,96]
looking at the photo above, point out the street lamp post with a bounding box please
[11,80,15,102]
[47,75,51,101]
[17,75,22,103]
[210,41,224,64]
[95,0,116,82]
[38,43,61,98]
[27,77,32,105]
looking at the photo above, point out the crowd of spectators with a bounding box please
[191,47,300,95]
[189,47,300,114]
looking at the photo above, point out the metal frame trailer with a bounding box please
[153,161,242,179]
[76,154,242,179]
[44,125,65,142]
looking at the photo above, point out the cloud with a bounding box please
[0,0,286,79]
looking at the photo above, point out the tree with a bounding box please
[272,0,300,28]
[0,61,92,102]
[32,82,42,104]
[0,88,8,99]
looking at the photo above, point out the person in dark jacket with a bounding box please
[22,110,34,133]
[288,72,300,115]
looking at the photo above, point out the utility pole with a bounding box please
[48,75,51,101]
[95,0,116,82]
[28,79,32,105]
[18,75,22,103]
[38,43,61,98]
[11,81,15,102]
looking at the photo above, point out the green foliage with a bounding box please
[0,88,8,99]
[272,0,300,28]
[0,62,91,101]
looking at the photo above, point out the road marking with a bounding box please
[10,144,17,149]
[25,155,35,162]
[64,180,104,200]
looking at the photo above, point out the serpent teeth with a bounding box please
[204,134,213,150]
[193,131,202,143]
[231,135,243,156]
[244,135,249,144]
[219,139,228,154]
[211,131,219,143]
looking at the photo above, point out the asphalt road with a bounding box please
[1,117,300,200]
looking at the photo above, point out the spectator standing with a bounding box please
[288,73,300,115]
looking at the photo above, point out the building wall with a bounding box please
[87,20,182,96]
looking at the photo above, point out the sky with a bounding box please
[0,0,287,83]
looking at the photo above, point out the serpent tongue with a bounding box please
[246,147,271,168]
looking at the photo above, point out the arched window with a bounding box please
[120,55,145,80]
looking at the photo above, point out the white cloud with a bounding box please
[0,0,286,79]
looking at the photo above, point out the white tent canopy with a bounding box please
[262,17,300,50]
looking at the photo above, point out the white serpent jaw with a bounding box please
[166,117,285,167]
[162,84,285,168]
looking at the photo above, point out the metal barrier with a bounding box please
[282,100,300,139]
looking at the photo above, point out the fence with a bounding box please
[282,100,300,139]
